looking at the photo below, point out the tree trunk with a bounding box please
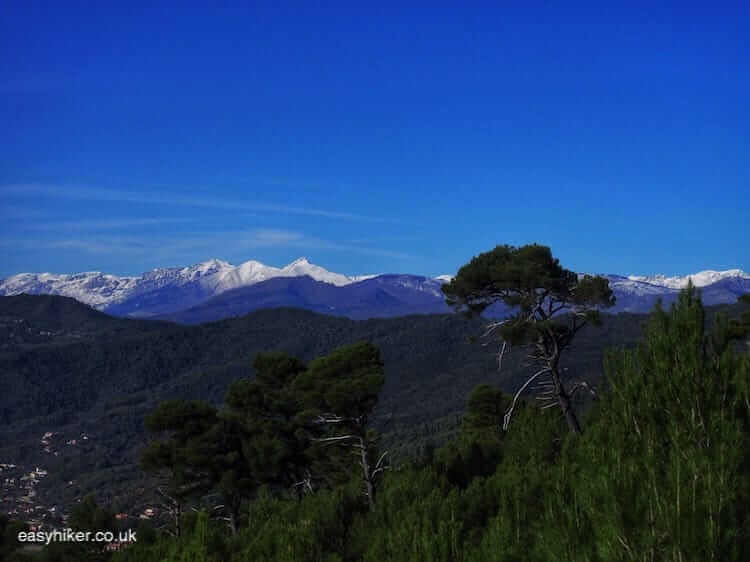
[175,500,182,537]
[228,510,237,536]
[359,436,376,511]
[551,367,582,435]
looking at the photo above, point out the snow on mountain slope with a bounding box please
[0,271,139,308]
[0,257,372,310]
[205,260,282,292]
[138,259,235,290]
[279,257,353,287]
[627,269,750,289]
[377,274,446,298]
[350,274,379,283]
[2,260,748,318]
[604,275,679,296]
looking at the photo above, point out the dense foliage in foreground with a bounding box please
[100,288,749,562]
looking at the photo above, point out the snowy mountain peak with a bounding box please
[196,258,232,270]
[180,258,234,278]
[0,256,366,309]
[627,269,750,289]
[280,257,352,287]
[3,260,748,315]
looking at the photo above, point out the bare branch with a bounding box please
[496,340,508,371]
[481,320,510,338]
[503,368,550,431]
[312,413,363,425]
[313,435,355,444]
[374,451,389,470]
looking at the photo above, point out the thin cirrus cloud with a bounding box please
[6,228,414,261]
[26,218,194,232]
[1,184,403,224]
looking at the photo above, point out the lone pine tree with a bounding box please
[442,243,614,434]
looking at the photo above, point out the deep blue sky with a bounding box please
[2,2,748,278]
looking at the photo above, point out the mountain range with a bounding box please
[1,257,748,323]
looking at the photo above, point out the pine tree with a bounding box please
[295,341,387,510]
[442,243,614,434]
[539,285,749,561]
[141,399,221,536]
[224,352,310,500]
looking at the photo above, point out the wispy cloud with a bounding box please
[1,228,413,263]
[288,237,414,259]
[17,217,192,232]
[43,217,192,231]
[46,238,152,255]
[1,184,404,224]
[348,235,424,244]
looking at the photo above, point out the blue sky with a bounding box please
[1,2,748,278]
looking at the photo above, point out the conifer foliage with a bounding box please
[295,342,387,510]
[139,341,386,536]
[118,284,749,562]
[442,243,615,434]
[540,284,750,561]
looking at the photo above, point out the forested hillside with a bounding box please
[52,288,748,562]
[0,295,653,516]
[1,292,748,561]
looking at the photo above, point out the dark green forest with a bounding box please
[7,288,743,561]
[121,290,750,561]
[0,295,650,517]
[2,245,749,561]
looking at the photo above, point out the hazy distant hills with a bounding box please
[160,274,453,323]
[1,257,748,323]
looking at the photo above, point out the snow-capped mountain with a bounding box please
[1,261,747,321]
[0,257,373,316]
[605,275,679,296]
[0,271,140,308]
[626,269,750,290]
[600,270,750,313]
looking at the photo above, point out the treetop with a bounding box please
[442,243,614,315]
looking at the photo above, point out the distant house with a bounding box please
[140,507,156,519]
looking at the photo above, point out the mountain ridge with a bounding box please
[0,257,377,314]
[1,258,748,321]
[159,274,452,323]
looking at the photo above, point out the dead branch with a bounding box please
[503,368,550,430]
